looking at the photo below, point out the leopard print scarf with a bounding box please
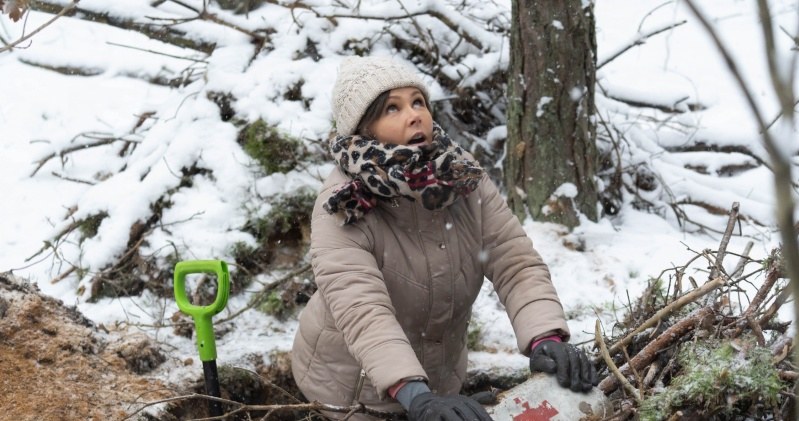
[324,123,484,224]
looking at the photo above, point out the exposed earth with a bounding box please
[0,274,174,421]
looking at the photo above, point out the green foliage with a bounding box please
[229,241,259,283]
[245,190,315,241]
[258,290,286,318]
[238,119,305,175]
[639,339,783,420]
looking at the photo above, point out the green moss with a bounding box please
[78,212,109,241]
[238,119,305,175]
[640,339,784,420]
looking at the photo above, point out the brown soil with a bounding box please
[0,274,175,421]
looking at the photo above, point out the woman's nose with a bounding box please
[407,107,421,125]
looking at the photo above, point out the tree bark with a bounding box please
[505,0,599,228]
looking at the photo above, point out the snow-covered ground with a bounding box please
[1,0,797,389]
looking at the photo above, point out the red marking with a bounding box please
[511,399,559,421]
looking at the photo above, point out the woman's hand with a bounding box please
[529,340,598,392]
[408,392,493,421]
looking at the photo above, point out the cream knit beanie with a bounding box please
[331,56,430,136]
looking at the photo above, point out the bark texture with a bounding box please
[505,0,598,227]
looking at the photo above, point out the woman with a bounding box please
[291,56,596,421]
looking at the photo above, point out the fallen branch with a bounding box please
[122,392,404,421]
[599,305,715,394]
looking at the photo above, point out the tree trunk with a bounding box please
[505,0,599,228]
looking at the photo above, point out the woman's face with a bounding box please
[367,87,433,146]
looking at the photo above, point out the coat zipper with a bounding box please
[412,204,433,368]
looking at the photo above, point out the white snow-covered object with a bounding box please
[486,373,612,420]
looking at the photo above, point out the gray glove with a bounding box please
[408,392,493,421]
[396,381,493,421]
[529,340,598,392]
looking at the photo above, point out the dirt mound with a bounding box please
[0,274,175,421]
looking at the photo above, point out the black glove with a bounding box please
[529,340,598,392]
[408,392,493,421]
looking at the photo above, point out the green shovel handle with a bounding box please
[174,260,230,362]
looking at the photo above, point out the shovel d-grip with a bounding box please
[174,259,230,417]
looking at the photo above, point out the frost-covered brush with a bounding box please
[174,260,231,418]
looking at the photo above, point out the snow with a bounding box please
[0,0,797,398]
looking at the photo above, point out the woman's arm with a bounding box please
[477,176,570,355]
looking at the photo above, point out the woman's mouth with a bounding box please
[408,133,426,145]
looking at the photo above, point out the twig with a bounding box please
[106,41,209,63]
[0,0,79,54]
[322,9,484,50]
[597,20,687,69]
[709,202,740,281]
[50,171,95,185]
[49,266,76,284]
[24,218,82,262]
[738,256,783,321]
[747,315,766,346]
[596,320,641,403]
[607,277,724,357]
[759,285,791,328]
[31,135,139,176]
[729,241,754,279]
[642,361,659,388]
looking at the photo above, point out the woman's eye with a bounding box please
[413,99,425,108]
[386,105,398,113]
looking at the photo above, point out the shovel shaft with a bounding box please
[203,360,223,417]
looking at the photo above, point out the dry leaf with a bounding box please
[3,0,29,22]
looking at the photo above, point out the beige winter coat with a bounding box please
[291,166,569,419]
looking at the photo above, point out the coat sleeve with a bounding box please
[477,175,570,355]
[310,180,428,399]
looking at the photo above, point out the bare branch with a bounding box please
[598,20,687,69]
[30,135,140,176]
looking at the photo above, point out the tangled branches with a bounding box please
[595,203,794,420]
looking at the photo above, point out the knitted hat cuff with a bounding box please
[331,56,429,136]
